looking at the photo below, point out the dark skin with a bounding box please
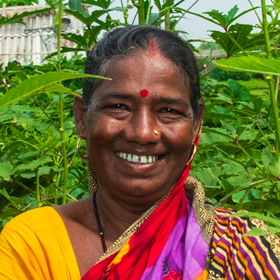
[55,52,204,277]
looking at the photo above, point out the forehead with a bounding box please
[94,53,190,101]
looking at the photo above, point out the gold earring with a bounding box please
[186,144,197,166]
[154,130,159,135]
[76,138,88,163]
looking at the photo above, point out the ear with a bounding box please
[193,100,205,142]
[73,96,87,139]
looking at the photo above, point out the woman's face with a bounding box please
[75,52,204,206]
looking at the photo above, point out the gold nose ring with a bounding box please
[154,130,159,135]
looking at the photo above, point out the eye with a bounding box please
[161,107,180,114]
[108,103,128,110]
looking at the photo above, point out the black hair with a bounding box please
[83,25,201,117]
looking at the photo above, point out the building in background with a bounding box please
[0,5,85,66]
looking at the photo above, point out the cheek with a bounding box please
[164,123,194,159]
[167,123,194,146]
[86,115,123,147]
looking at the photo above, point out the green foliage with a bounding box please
[210,68,251,81]
[0,8,52,28]
[0,72,108,110]
[232,212,280,237]
[198,42,222,51]
[193,74,280,214]
[210,23,266,57]
[214,56,280,75]
[204,5,239,28]
[0,0,38,7]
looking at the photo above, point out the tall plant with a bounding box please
[0,0,109,228]
[190,1,280,235]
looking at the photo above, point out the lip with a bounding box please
[115,151,165,173]
[116,152,163,163]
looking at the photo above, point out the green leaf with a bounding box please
[0,162,13,181]
[162,0,174,9]
[43,84,80,96]
[20,172,36,179]
[0,188,10,199]
[211,24,255,56]
[9,105,52,113]
[69,0,90,17]
[269,163,280,177]
[1,207,20,219]
[154,0,161,10]
[217,177,276,207]
[201,127,234,140]
[227,6,261,27]
[232,212,280,228]
[61,33,89,49]
[82,0,113,9]
[221,178,235,194]
[226,79,251,100]
[64,8,109,26]
[0,8,52,28]
[39,166,52,175]
[45,0,60,5]
[166,6,259,29]
[13,156,52,173]
[214,56,280,76]
[244,227,269,236]
[262,146,276,166]
[45,46,86,59]
[204,5,239,28]
[52,167,64,172]
[0,72,109,110]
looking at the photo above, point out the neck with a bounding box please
[95,189,149,243]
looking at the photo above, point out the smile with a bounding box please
[116,152,160,163]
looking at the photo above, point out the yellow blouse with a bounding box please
[0,207,81,280]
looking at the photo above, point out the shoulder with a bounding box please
[208,207,280,279]
[1,206,63,236]
[0,206,80,280]
[0,206,66,264]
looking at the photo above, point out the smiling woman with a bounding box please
[0,26,280,280]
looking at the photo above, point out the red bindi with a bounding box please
[140,89,148,97]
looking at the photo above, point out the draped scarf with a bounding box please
[81,135,213,280]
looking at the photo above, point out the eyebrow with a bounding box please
[154,96,190,107]
[100,93,131,101]
[100,93,190,108]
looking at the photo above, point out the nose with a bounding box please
[125,107,159,145]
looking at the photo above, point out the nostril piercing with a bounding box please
[154,130,159,135]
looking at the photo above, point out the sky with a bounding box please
[38,0,260,40]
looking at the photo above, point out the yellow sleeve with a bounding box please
[0,207,81,280]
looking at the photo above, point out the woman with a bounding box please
[0,25,279,280]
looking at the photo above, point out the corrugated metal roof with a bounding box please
[0,5,85,66]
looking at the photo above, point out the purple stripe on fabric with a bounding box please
[237,238,264,278]
[218,218,278,279]
[247,236,279,279]
[213,225,245,278]
[140,197,209,280]
[214,249,241,280]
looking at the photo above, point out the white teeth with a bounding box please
[140,156,148,163]
[117,152,159,163]
[132,155,139,162]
